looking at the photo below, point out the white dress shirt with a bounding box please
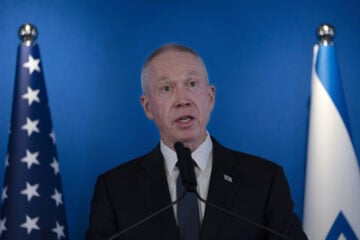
[161,133,213,223]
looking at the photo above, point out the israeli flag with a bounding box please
[303,43,360,239]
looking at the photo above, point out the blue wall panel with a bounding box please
[0,1,359,239]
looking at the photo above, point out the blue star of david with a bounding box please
[326,211,358,240]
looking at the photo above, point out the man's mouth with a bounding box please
[176,116,194,124]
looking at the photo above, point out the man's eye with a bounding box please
[162,85,171,91]
[189,81,197,87]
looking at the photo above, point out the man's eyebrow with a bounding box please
[157,71,200,82]
[158,75,170,82]
[186,71,200,77]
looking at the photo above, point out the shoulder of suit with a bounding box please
[212,137,282,171]
[100,144,161,178]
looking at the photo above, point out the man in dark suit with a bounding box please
[86,44,308,240]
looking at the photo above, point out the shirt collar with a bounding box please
[192,134,212,172]
[161,133,213,175]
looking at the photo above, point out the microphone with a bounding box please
[174,141,197,192]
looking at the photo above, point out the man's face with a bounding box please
[141,50,215,151]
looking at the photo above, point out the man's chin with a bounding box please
[174,134,196,143]
[174,135,205,150]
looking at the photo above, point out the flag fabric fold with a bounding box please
[0,42,69,239]
[303,43,360,239]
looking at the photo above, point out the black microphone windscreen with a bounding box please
[174,141,185,152]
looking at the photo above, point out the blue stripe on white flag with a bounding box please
[315,45,350,134]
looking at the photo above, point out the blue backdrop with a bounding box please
[0,1,359,239]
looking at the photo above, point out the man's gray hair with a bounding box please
[141,43,209,95]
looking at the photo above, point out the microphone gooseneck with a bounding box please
[106,192,186,240]
[194,192,291,240]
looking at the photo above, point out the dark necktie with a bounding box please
[176,164,200,240]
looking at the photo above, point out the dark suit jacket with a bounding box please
[86,138,307,240]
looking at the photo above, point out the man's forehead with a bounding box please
[144,48,209,85]
[156,70,201,82]
[149,50,199,64]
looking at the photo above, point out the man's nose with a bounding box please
[174,86,191,107]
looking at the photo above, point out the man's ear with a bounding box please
[209,85,215,110]
[140,95,154,120]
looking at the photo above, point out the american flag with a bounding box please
[0,39,69,239]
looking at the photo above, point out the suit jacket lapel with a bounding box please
[136,145,179,238]
[200,139,245,240]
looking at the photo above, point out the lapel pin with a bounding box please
[223,174,233,183]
